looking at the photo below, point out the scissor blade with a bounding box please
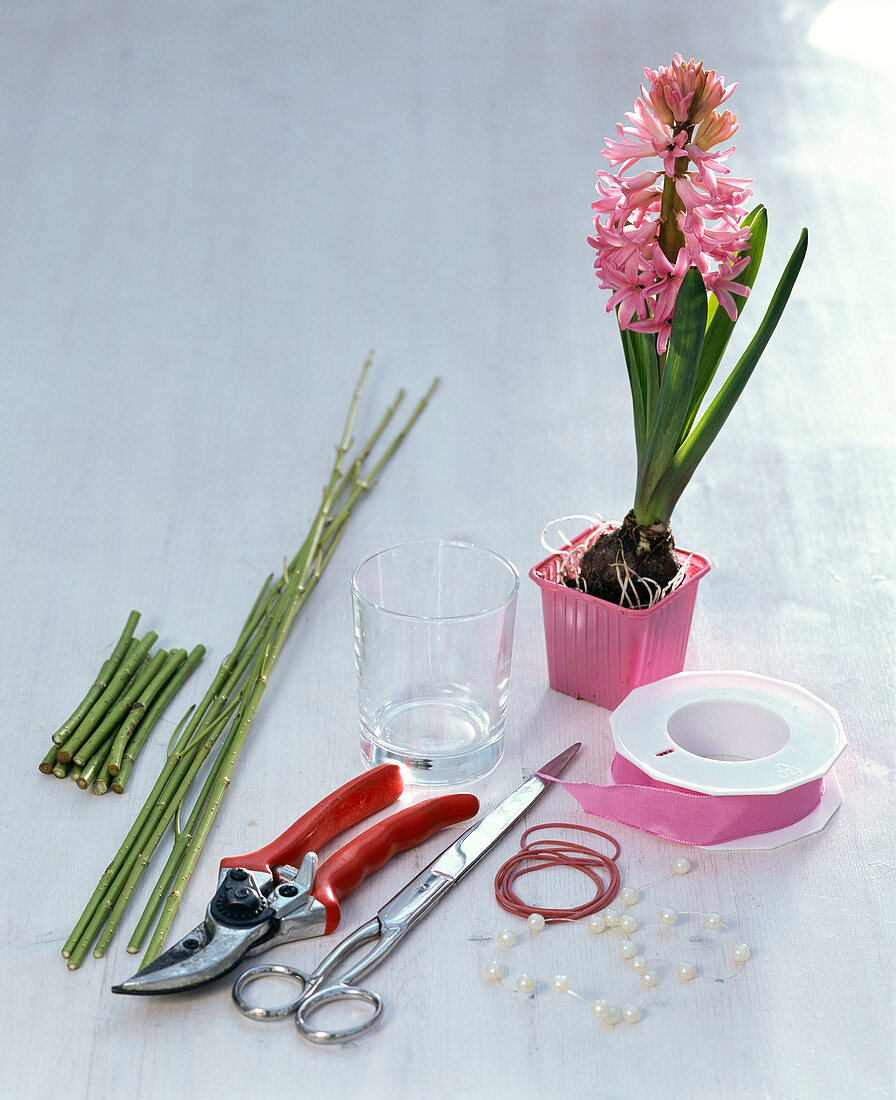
[427,742,581,882]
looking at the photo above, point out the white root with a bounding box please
[538,514,691,608]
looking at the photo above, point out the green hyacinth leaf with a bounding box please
[618,318,647,465]
[634,266,707,524]
[650,227,809,520]
[632,328,660,439]
[679,205,769,443]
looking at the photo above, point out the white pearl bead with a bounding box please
[603,1005,621,1026]
[620,886,638,906]
[527,912,546,933]
[517,973,536,993]
[631,955,649,974]
[659,907,677,925]
[640,969,658,988]
[619,914,637,934]
[619,939,637,960]
[673,857,691,875]
[550,974,570,995]
[485,961,503,982]
[497,928,516,949]
[732,943,750,964]
[587,913,607,935]
[590,999,609,1019]
[704,912,723,930]
[603,907,620,927]
[676,961,696,981]
[622,1003,642,1024]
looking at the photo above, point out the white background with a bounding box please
[2,3,893,1098]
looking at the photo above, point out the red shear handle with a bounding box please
[313,793,480,933]
[220,764,404,876]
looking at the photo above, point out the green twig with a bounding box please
[93,763,115,795]
[58,633,158,763]
[68,733,215,968]
[55,638,138,762]
[70,648,164,767]
[91,703,245,959]
[127,708,243,954]
[112,646,206,795]
[67,656,252,964]
[107,649,187,776]
[77,738,116,788]
[39,744,59,775]
[52,611,141,744]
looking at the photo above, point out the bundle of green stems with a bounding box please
[63,362,436,971]
[39,613,205,794]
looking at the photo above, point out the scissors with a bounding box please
[112,764,478,995]
[231,742,581,1043]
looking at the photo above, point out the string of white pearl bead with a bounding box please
[652,909,747,982]
[482,856,751,1026]
[485,924,647,1026]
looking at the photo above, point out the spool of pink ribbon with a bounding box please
[543,672,846,851]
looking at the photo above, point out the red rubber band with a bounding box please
[494,822,621,922]
[520,823,621,862]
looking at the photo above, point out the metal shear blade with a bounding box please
[112,859,317,995]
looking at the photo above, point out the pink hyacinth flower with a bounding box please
[590,56,753,349]
[706,256,752,321]
[692,110,739,151]
[643,55,736,128]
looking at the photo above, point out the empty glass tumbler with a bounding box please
[351,540,520,784]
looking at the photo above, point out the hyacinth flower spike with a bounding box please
[578,55,808,606]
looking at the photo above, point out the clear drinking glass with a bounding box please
[351,540,520,784]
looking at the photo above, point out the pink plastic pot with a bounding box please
[530,525,711,710]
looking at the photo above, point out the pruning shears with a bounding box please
[112,764,478,995]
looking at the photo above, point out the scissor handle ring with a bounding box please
[232,964,309,1021]
[295,984,383,1044]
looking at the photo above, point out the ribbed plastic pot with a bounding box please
[530,526,711,710]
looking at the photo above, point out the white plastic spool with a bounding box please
[610,671,847,851]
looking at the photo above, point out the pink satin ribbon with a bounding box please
[540,754,825,846]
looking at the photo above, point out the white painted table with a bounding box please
[2,4,893,1097]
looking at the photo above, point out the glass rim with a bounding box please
[350,538,520,622]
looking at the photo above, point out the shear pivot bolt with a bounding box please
[214,870,267,922]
